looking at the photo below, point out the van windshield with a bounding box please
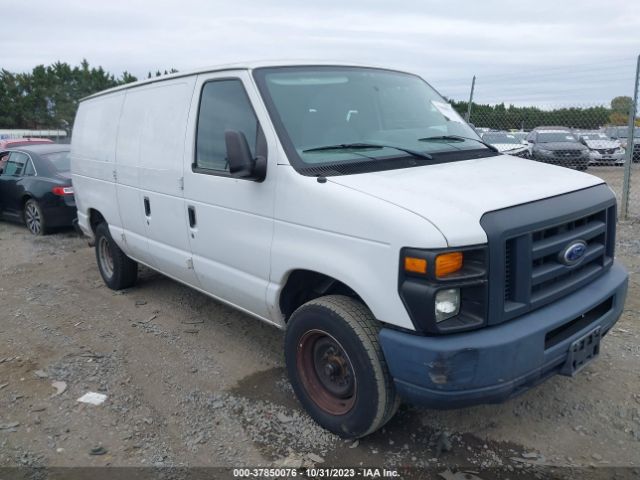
[253,66,493,175]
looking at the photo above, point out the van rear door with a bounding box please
[72,93,127,248]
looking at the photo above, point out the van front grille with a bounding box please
[504,240,514,302]
[480,185,617,325]
[508,208,612,312]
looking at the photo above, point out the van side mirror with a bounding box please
[224,130,266,182]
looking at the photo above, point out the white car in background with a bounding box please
[576,131,625,166]
[480,131,529,157]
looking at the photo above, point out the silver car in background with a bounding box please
[576,131,625,166]
[480,131,529,157]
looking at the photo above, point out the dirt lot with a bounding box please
[1,167,639,479]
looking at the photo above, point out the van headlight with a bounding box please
[399,246,488,334]
[435,288,460,322]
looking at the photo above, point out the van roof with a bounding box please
[80,60,412,101]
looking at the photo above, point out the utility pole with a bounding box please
[465,75,476,123]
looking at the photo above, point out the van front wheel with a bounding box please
[285,295,399,438]
[95,222,138,290]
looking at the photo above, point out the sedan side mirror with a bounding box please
[224,130,266,182]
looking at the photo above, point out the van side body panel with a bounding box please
[268,165,448,330]
[116,77,199,284]
[71,92,125,245]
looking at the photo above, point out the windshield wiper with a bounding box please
[418,135,500,153]
[303,143,433,161]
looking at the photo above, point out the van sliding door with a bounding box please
[116,78,200,286]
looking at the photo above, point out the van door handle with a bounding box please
[188,206,196,228]
[143,197,151,217]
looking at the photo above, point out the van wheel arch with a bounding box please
[279,270,367,322]
[88,209,106,234]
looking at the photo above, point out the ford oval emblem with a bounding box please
[559,240,587,266]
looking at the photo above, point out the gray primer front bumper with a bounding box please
[380,261,628,408]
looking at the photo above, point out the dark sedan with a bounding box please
[0,145,76,235]
[605,126,640,162]
[526,129,590,170]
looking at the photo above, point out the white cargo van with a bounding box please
[71,62,628,438]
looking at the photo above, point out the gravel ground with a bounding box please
[594,164,640,220]
[0,166,639,479]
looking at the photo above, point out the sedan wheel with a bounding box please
[24,199,46,236]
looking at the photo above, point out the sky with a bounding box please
[1,0,639,106]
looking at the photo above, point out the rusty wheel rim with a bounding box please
[98,237,114,279]
[296,329,356,415]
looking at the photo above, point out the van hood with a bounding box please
[327,155,604,247]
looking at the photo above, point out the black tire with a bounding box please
[94,222,138,290]
[285,295,399,438]
[23,198,47,236]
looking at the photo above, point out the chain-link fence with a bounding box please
[446,56,640,221]
[620,56,640,221]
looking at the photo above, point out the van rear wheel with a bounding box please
[285,295,399,438]
[95,222,138,290]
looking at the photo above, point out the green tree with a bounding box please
[611,96,633,113]
[609,96,635,125]
[451,100,611,131]
[0,60,146,131]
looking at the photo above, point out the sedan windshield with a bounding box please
[609,127,640,139]
[580,133,609,140]
[44,151,70,172]
[482,132,521,144]
[254,67,489,173]
[537,132,578,143]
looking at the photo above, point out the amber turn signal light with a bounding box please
[435,252,463,277]
[404,256,427,274]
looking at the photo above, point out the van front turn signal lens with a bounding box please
[436,252,463,277]
[404,256,427,274]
